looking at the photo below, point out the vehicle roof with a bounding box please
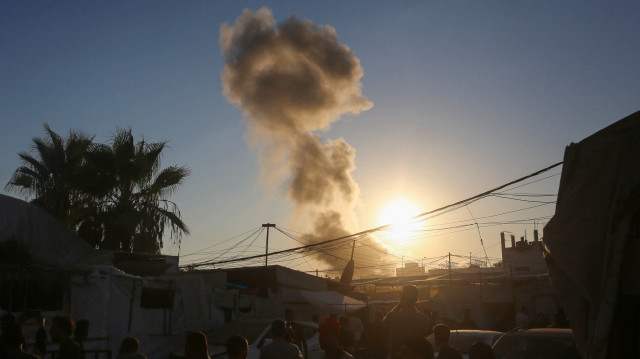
[210,318,318,326]
[505,328,574,336]
[429,330,503,338]
[451,330,504,334]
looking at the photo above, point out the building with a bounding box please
[395,261,424,277]
[500,230,547,275]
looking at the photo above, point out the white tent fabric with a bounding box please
[544,110,640,359]
[66,270,226,359]
[177,274,217,331]
[299,290,365,313]
[64,270,112,340]
[0,194,112,268]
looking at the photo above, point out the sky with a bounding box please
[1,1,639,277]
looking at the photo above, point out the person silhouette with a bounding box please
[382,285,429,357]
[49,314,81,359]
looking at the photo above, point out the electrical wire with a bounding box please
[181,162,563,269]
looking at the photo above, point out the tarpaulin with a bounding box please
[544,110,640,359]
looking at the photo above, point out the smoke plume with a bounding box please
[220,8,390,274]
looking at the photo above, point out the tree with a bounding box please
[82,129,190,253]
[5,124,95,228]
[7,126,190,254]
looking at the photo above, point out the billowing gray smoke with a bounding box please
[220,8,390,273]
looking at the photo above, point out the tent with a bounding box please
[0,194,228,359]
[544,110,640,358]
[64,269,227,359]
[0,195,365,357]
[0,194,112,269]
[299,290,365,314]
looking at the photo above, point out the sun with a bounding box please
[378,199,422,240]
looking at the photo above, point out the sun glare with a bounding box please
[378,199,422,240]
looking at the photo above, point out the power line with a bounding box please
[182,161,562,269]
[466,205,489,266]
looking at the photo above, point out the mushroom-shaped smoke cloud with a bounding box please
[221,8,390,273]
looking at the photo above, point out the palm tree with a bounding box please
[87,129,190,253]
[5,124,95,227]
[7,126,190,254]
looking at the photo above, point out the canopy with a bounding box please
[299,290,365,313]
[544,110,640,359]
[0,194,112,269]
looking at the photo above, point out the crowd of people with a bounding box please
[1,285,570,359]
[247,284,494,359]
[0,312,149,359]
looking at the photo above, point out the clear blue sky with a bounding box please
[2,1,639,276]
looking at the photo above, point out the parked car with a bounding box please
[205,318,323,359]
[492,328,580,359]
[428,330,504,359]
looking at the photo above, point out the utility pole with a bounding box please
[448,252,452,287]
[262,223,275,266]
[402,255,404,277]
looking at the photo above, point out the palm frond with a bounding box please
[150,166,190,196]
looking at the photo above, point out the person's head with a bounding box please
[2,323,25,350]
[318,317,341,352]
[50,314,75,343]
[75,319,89,341]
[226,335,248,359]
[311,314,320,324]
[400,285,419,307]
[271,319,286,338]
[432,324,450,347]
[185,331,209,359]
[285,308,294,321]
[397,335,434,359]
[468,342,495,359]
[119,337,140,354]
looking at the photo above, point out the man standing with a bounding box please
[318,318,353,359]
[115,337,148,359]
[285,309,308,359]
[260,320,302,359]
[226,335,248,359]
[432,324,462,359]
[382,285,429,357]
[50,314,81,359]
[3,324,40,359]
